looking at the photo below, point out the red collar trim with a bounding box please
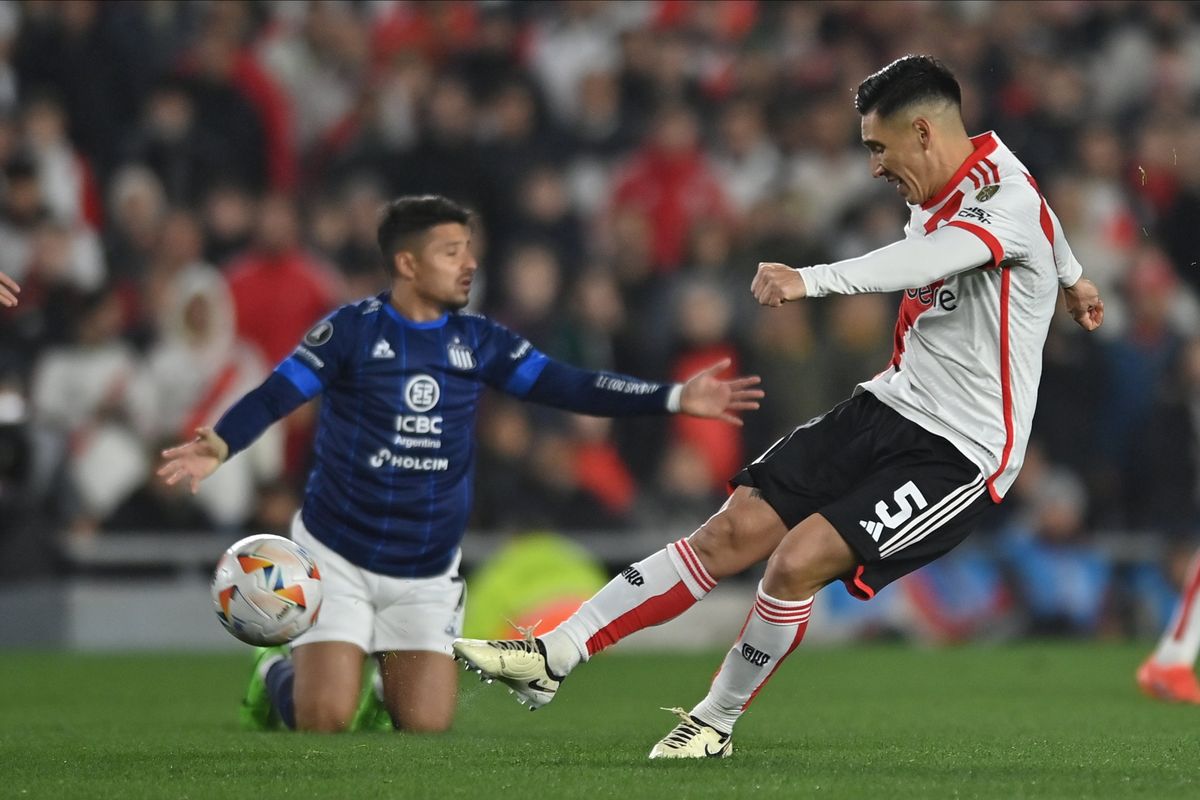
[920,132,999,210]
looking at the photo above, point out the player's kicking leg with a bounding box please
[1138,549,1200,703]
[453,623,562,709]
[452,487,789,709]
[647,513,849,758]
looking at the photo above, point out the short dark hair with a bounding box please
[854,55,961,117]
[376,194,472,264]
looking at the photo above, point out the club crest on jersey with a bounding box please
[447,338,476,370]
[304,320,333,347]
[975,184,1000,202]
[404,374,440,412]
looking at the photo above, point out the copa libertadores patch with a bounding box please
[304,320,334,346]
[975,184,1000,202]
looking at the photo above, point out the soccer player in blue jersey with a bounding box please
[158,194,763,733]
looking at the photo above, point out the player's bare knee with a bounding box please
[763,547,824,600]
[295,698,357,733]
[689,514,738,577]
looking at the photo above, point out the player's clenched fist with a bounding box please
[0,270,19,308]
[751,262,808,307]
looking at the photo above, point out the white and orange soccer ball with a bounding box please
[211,534,323,646]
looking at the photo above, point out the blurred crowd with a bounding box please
[0,0,1198,636]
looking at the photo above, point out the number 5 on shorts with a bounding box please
[875,480,929,529]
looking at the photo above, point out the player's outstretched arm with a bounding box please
[158,426,230,494]
[510,353,763,424]
[1062,278,1104,332]
[678,357,763,426]
[0,270,20,307]
[753,227,994,305]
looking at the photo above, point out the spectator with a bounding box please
[130,265,282,529]
[223,194,339,480]
[1097,248,1188,525]
[103,164,166,287]
[224,193,340,364]
[0,155,49,283]
[609,103,729,272]
[998,463,1112,637]
[710,98,783,216]
[21,93,101,228]
[508,165,587,277]
[665,279,744,492]
[29,285,143,535]
[127,78,225,206]
[200,181,256,267]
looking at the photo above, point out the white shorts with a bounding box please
[289,513,465,655]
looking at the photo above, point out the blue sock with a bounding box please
[265,658,296,729]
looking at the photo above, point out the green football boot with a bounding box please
[352,661,394,732]
[239,646,287,731]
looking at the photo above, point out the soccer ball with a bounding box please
[211,534,323,646]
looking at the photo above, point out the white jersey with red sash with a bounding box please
[798,132,1083,501]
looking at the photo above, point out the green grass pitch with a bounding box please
[1,643,1196,799]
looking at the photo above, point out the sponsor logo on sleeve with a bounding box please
[295,346,325,369]
[304,320,334,347]
[509,340,532,360]
[595,375,658,394]
[957,206,992,225]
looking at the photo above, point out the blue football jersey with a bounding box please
[237,293,673,578]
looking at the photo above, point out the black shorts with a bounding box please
[731,391,994,601]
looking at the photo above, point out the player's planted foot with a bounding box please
[648,707,732,759]
[1136,658,1200,704]
[240,646,287,731]
[452,625,563,710]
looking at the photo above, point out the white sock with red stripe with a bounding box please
[540,538,716,678]
[689,583,812,734]
[1154,551,1200,666]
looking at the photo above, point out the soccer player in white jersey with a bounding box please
[1138,551,1200,703]
[454,55,1105,757]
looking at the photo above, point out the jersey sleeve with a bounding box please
[473,317,673,415]
[272,305,358,400]
[798,225,993,297]
[471,317,549,395]
[213,372,309,457]
[213,305,358,456]
[1045,205,1084,287]
[942,181,1043,271]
